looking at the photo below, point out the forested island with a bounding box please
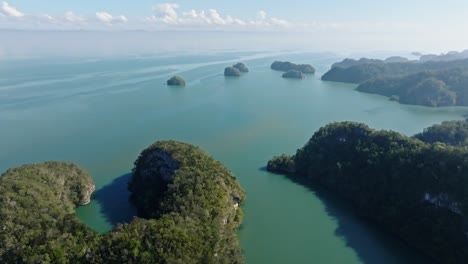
[267,120,468,264]
[322,53,468,107]
[0,141,245,263]
[232,63,249,73]
[224,62,249,77]
[166,76,186,86]
[282,70,304,79]
[224,67,241,77]
[271,61,315,74]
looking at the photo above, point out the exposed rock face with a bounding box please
[80,183,95,205]
[282,70,305,79]
[233,63,249,72]
[167,76,186,86]
[224,67,241,76]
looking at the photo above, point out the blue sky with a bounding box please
[0,1,467,54]
[2,0,468,29]
[3,0,467,20]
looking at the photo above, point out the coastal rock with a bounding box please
[80,183,95,205]
[167,76,186,86]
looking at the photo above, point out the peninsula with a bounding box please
[322,52,468,107]
[267,121,468,264]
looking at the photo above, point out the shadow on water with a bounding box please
[93,173,137,226]
[262,168,434,264]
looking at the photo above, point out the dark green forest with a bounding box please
[0,141,245,263]
[268,121,468,264]
[414,120,468,146]
[322,58,468,106]
[271,61,315,74]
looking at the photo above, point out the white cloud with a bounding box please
[96,11,128,25]
[152,3,179,24]
[270,17,289,27]
[1,1,24,17]
[62,12,85,23]
[146,4,291,29]
[256,10,267,20]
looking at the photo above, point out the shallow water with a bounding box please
[1,51,466,263]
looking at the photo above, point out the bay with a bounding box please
[1,51,466,263]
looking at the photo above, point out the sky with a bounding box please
[0,1,467,56]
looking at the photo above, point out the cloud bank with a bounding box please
[96,12,128,25]
[0,1,431,37]
[1,1,24,17]
[145,3,290,29]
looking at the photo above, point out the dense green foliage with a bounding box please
[322,58,468,84]
[268,122,468,264]
[0,162,98,263]
[0,141,245,263]
[331,57,408,69]
[330,58,386,69]
[271,61,315,74]
[127,140,245,263]
[232,63,249,73]
[415,120,468,146]
[357,69,468,106]
[166,76,186,86]
[282,70,304,79]
[322,57,468,107]
[267,154,295,174]
[224,67,241,77]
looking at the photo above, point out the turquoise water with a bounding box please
[1,51,467,263]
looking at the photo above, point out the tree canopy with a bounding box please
[414,119,468,146]
[166,76,186,86]
[322,57,468,107]
[0,141,245,263]
[271,61,315,74]
[224,67,241,77]
[268,121,468,264]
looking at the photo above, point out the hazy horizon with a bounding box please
[1,29,466,59]
[1,1,467,58]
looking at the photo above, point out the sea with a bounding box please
[1,51,466,263]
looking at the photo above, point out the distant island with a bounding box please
[419,50,468,62]
[282,70,304,79]
[224,67,241,77]
[271,61,315,74]
[233,62,249,73]
[167,76,186,86]
[0,141,245,263]
[267,120,468,264]
[225,62,249,76]
[322,52,468,107]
